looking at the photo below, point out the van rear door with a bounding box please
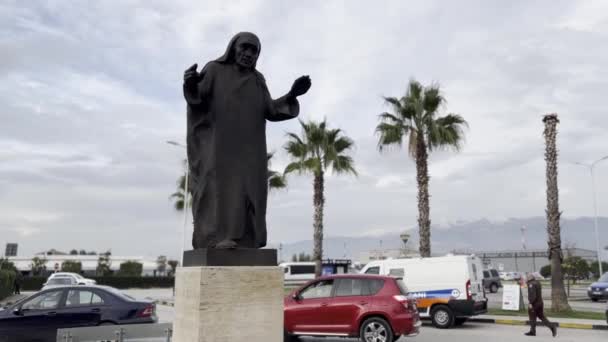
[467,258,485,299]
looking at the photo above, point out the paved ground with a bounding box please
[297,323,606,342]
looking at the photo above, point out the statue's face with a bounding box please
[234,41,259,69]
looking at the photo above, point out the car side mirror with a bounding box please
[292,293,301,301]
[12,307,22,316]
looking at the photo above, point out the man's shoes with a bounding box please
[551,325,557,338]
[524,332,536,336]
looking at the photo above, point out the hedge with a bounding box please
[0,270,16,300]
[20,276,175,291]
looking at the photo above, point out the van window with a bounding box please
[364,266,380,275]
[491,270,499,277]
[290,265,315,275]
[388,268,404,277]
[483,271,490,278]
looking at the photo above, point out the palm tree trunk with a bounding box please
[543,114,571,312]
[313,170,325,277]
[416,136,432,258]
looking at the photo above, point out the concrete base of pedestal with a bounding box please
[172,266,283,342]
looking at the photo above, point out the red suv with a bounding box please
[284,274,421,342]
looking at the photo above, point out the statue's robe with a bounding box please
[184,33,298,248]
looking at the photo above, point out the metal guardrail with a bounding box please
[56,323,172,342]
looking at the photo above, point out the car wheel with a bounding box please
[591,298,599,302]
[360,317,394,342]
[490,283,498,293]
[431,305,455,329]
[454,318,467,326]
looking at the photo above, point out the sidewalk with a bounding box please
[467,314,608,331]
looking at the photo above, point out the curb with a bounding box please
[462,318,608,331]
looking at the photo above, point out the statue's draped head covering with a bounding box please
[215,32,261,69]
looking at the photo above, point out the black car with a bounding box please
[0,285,156,342]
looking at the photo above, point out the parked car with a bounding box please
[0,285,156,342]
[588,272,608,302]
[482,269,502,293]
[284,274,420,342]
[42,276,79,289]
[359,255,487,328]
[44,272,96,287]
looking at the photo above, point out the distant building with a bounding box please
[4,243,18,257]
[7,254,160,277]
[359,232,420,263]
[452,248,598,273]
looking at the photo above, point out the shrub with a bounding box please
[0,270,16,300]
[540,264,551,278]
[118,261,143,277]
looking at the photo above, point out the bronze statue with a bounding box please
[183,32,311,249]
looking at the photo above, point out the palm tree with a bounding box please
[283,119,357,276]
[542,113,571,312]
[170,159,191,211]
[375,79,467,257]
[267,152,287,190]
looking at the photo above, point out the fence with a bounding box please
[57,323,172,342]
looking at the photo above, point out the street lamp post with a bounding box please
[574,155,608,277]
[167,140,189,266]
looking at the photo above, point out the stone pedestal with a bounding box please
[172,266,284,342]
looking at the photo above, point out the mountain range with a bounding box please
[274,217,608,263]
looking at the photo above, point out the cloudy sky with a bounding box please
[1,0,608,259]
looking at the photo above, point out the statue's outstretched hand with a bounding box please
[184,63,200,86]
[289,75,311,98]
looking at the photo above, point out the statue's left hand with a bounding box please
[289,75,311,98]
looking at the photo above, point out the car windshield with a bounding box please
[396,279,408,295]
[48,278,72,285]
[599,273,608,282]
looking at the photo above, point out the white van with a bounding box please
[279,262,316,282]
[360,255,488,328]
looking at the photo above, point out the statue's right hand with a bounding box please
[184,63,200,85]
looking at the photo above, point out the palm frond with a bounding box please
[268,173,287,190]
[422,83,445,115]
[378,112,403,125]
[332,155,358,176]
[427,113,468,151]
[375,122,405,151]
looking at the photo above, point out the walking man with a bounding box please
[525,273,557,337]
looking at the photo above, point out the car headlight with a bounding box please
[588,287,592,291]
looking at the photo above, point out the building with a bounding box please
[359,232,419,264]
[453,248,598,273]
[6,254,160,277]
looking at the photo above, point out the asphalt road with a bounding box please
[297,323,606,342]
[152,303,606,341]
